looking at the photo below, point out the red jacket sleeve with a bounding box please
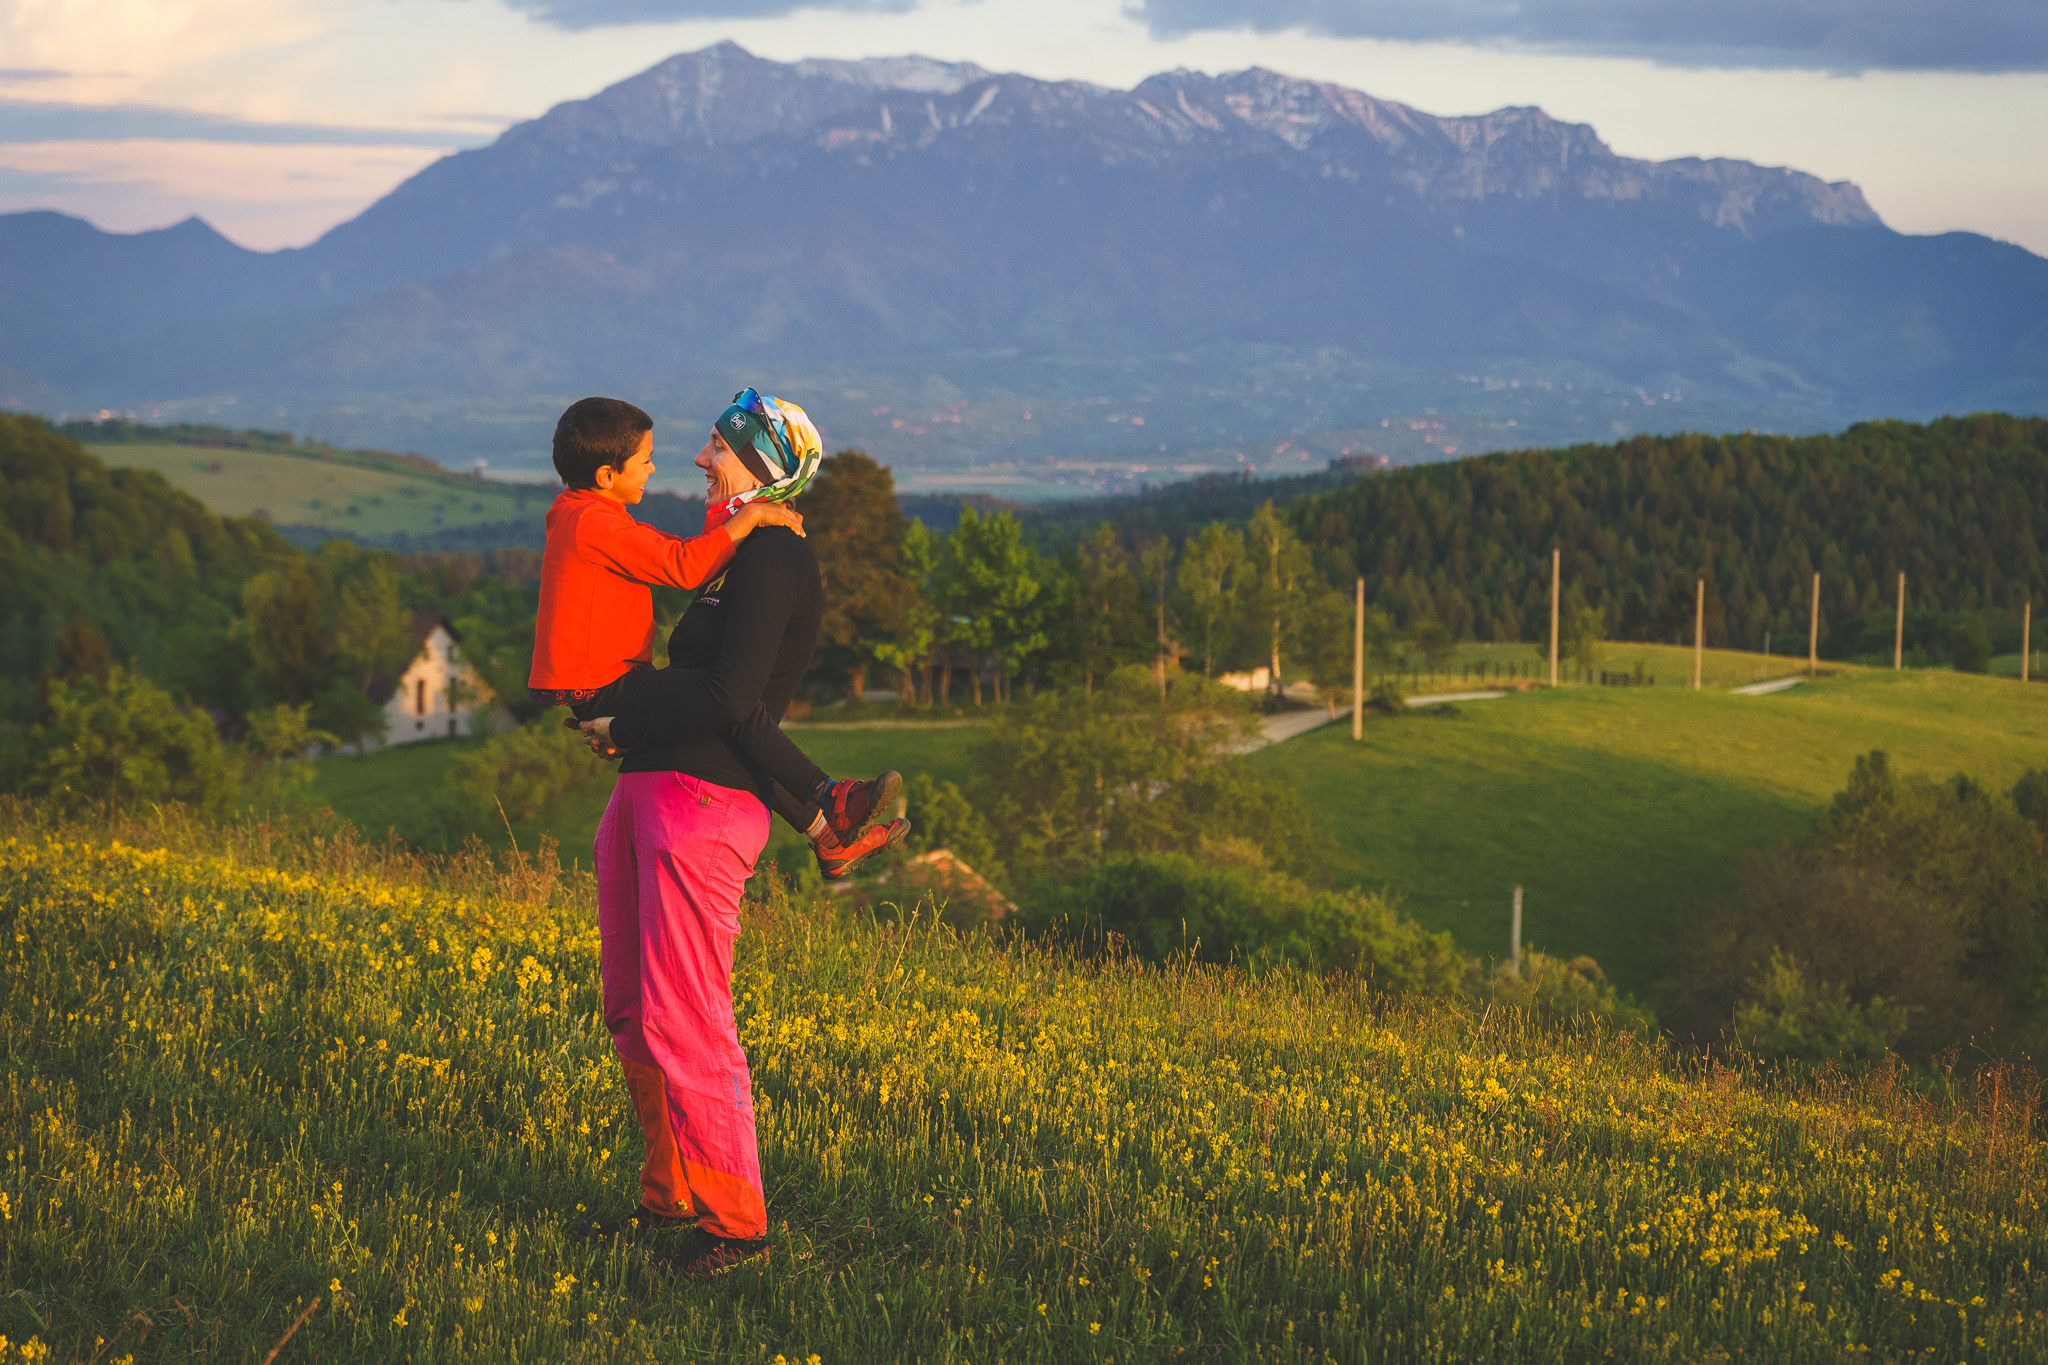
[578,509,736,590]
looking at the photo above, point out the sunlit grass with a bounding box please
[1254,662,2048,989]
[2,806,2042,1361]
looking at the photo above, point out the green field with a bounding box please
[307,723,982,874]
[307,652,2046,998]
[88,441,540,536]
[1251,662,2048,992]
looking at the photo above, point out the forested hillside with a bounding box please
[0,414,297,713]
[0,415,542,735]
[1295,414,2048,648]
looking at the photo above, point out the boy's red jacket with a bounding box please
[528,488,736,689]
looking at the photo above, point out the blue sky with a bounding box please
[2,0,2044,252]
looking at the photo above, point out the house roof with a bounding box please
[409,610,461,645]
[365,612,465,703]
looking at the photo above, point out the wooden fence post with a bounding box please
[1509,885,1523,977]
[1548,548,1559,688]
[1809,571,1820,678]
[1894,572,1906,670]
[2025,601,2032,684]
[1352,577,1364,740]
[1693,579,1704,690]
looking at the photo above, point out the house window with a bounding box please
[416,679,426,715]
[449,717,459,737]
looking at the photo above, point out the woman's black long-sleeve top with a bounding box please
[611,525,822,805]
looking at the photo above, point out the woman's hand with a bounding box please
[727,503,805,540]
[577,715,621,758]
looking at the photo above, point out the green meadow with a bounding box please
[86,442,538,536]
[307,651,2046,996]
[1251,662,2048,992]
[8,813,2044,1363]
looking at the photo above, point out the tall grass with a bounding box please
[1,803,2042,1362]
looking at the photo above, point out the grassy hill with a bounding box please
[1251,656,2048,992]
[3,810,2042,1362]
[86,440,542,540]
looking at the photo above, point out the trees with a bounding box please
[1176,522,1245,677]
[878,518,941,704]
[1363,607,1405,679]
[1059,523,1149,698]
[1408,619,1457,679]
[1680,750,2048,1059]
[241,560,333,704]
[1295,415,2048,646]
[941,506,1050,704]
[1242,502,1313,695]
[331,552,417,693]
[806,451,917,702]
[24,667,234,815]
[1301,588,1357,717]
[967,667,1311,886]
[1559,606,1605,678]
[0,415,293,698]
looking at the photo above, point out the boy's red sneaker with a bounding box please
[820,771,902,840]
[815,817,910,881]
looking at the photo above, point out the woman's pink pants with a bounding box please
[594,771,771,1239]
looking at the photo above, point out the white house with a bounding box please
[372,612,492,746]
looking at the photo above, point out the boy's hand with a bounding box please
[728,503,805,539]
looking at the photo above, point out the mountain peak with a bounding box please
[501,42,993,159]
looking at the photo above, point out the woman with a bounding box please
[579,389,880,1277]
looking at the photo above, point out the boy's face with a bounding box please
[696,432,764,502]
[593,432,654,505]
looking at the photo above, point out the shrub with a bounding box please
[1679,751,2048,1058]
[428,720,599,843]
[1028,851,1465,992]
[22,666,235,815]
[901,773,1006,888]
[1732,951,1910,1062]
[1483,950,1657,1032]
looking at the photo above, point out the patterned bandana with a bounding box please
[711,388,822,512]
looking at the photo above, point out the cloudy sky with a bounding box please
[3,0,2044,253]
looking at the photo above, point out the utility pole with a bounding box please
[2025,601,2033,684]
[1548,547,1560,688]
[1809,571,1820,678]
[1693,579,1704,690]
[1895,572,1906,670]
[1352,576,1365,740]
[1509,885,1523,977]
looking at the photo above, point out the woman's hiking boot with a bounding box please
[819,771,902,840]
[664,1230,771,1279]
[568,1204,696,1242]
[814,817,911,881]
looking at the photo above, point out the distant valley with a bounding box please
[4,42,2044,493]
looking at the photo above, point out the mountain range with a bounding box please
[3,42,2043,486]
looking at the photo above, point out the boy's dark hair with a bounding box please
[553,397,653,488]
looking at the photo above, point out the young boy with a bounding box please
[529,395,905,877]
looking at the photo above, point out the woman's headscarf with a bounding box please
[712,387,822,512]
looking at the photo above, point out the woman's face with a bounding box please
[696,432,763,502]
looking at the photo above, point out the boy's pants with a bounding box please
[594,769,771,1239]
[573,668,827,832]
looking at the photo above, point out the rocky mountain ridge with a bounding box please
[0,42,2039,473]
